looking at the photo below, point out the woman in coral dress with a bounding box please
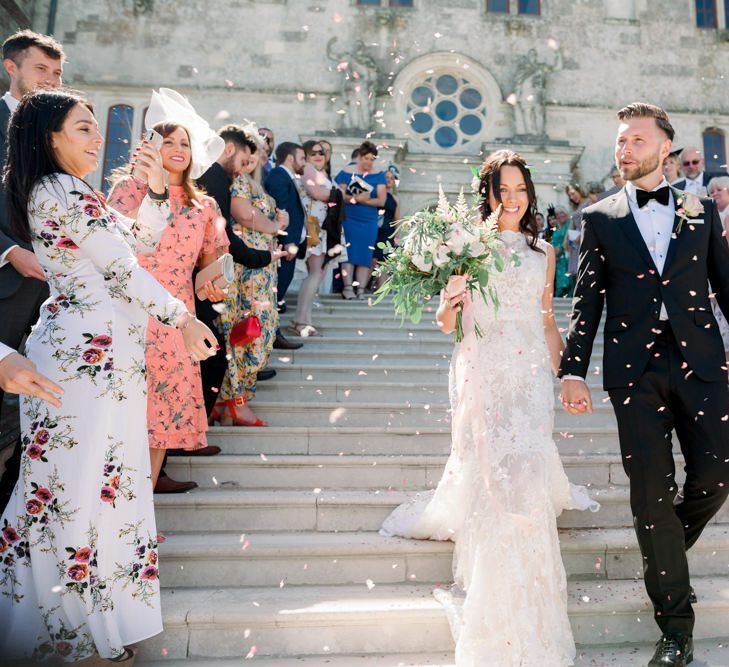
[109,122,228,485]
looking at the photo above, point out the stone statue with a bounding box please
[512,48,563,139]
[326,37,379,131]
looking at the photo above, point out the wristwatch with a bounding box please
[147,186,169,201]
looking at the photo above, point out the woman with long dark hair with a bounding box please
[0,89,216,662]
[381,150,597,665]
[108,121,229,485]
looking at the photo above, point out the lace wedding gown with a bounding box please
[381,230,598,666]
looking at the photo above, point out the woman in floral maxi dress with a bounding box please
[109,122,228,484]
[215,142,282,426]
[0,91,216,662]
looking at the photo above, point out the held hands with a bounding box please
[559,379,593,415]
[7,247,46,281]
[179,315,219,362]
[131,141,166,195]
[0,353,63,407]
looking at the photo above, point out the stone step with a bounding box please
[249,400,617,428]
[154,486,729,533]
[267,362,604,385]
[254,379,610,403]
[206,425,620,456]
[157,525,729,588]
[270,334,607,355]
[136,639,729,666]
[137,577,729,660]
[270,347,606,369]
[164,453,644,490]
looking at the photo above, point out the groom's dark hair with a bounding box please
[617,103,675,141]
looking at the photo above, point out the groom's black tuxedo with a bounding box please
[559,186,729,389]
[559,185,729,638]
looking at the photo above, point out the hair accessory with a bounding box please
[145,88,225,179]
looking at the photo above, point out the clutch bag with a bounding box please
[194,253,235,300]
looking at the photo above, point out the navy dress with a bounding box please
[335,169,387,266]
[374,192,398,261]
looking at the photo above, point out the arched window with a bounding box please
[101,104,134,194]
[703,128,727,173]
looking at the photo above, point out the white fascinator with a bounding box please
[144,88,225,179]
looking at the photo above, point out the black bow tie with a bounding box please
[636,186,670,208]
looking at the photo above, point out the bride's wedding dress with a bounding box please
[381,230,598,666]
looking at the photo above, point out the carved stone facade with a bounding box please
[9,0,729,211]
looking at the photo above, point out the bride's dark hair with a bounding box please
[476,149,542,253]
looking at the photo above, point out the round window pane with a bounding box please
[411,86,433,107]
[412,112,434,134]
[435,126,458,148]
[459,114,482,136]
[460,88,482,110]
[435,74,458,95]
[435,100,458,122]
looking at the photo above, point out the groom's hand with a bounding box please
[559,379,592,415]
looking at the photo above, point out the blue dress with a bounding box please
[335,169,387,266]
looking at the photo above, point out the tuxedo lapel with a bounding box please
[613,189,660,274]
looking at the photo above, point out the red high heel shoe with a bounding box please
[214,397,267,427]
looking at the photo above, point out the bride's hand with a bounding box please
[443,274,468,310]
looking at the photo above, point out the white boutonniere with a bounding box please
[674,191,705,235]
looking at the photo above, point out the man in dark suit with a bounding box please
[0,30,64,514]
[264,142,307,321]
[673,146,720,194]
[560,103,729,666]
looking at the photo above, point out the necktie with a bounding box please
[636,186,670,208]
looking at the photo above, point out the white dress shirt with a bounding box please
[0,92,20,269]
[682,173,707,196]
[563,179,674,383]
[625,178,674,321]
[0,341,14,363]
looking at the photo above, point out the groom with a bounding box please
[560,103,729,667]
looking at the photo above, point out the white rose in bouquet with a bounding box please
[433,244,451,267]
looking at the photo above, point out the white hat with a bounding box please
[144,88,225,179]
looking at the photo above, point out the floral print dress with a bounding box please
[0,174,186,661]
[109,178,228,449]
[218,176,278,403]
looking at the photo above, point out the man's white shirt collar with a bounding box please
[625,177,671,205]
[2,91,19,112]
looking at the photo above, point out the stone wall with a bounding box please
[15,0,729,209]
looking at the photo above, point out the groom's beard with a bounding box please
[619,153,661,182]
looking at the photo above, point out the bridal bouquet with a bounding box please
[373,186,505,341]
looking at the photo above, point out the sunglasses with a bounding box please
[309,149,325,156]
[682,159,701,166]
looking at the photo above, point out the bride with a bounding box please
[380,150,598,666]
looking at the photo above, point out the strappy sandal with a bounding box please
[288,322,322,338]
[342,286,355,300]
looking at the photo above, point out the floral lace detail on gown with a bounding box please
[380,230,598,667]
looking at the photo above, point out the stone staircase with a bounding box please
[138,296,729,666]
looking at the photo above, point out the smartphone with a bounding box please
[131,128,163,181]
